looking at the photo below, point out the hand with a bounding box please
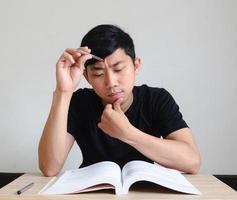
[98,98,133,142]
[55,47,92,93]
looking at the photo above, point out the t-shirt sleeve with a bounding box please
[152,88,188,138]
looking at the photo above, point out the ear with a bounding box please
[134,58,141,74]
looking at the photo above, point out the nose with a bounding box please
[104,70,117,89]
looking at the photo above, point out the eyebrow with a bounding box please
[88,65,103,71]
[111,60,124,67]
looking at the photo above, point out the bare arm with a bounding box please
[126,127,201,174]
[38,91,75,177]
[98,101,201,174]
[38,47,93,176]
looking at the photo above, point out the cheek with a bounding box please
[121,68,136,83]
[89,79,105,95]
[91,80,102,89]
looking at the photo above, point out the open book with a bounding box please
[39,160,201,195]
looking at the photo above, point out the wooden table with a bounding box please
[0,173,236,199]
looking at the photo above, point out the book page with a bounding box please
[121,160,201,195]
[40,161,122,195]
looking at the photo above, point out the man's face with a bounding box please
[84,48,140,108]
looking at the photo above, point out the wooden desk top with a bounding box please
[0,173,236,199]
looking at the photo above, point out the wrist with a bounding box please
[122,125,141,144]
[52,89,73,108]
[54,88,73,98]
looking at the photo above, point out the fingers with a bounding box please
[101,100,123,121]
[100,104,112,121]
[100,101,123,124]
[105,104,113,110]
[59,51,75,66]
[113,98,123,112]
[65,47,91,60]
[75,46,91,55]
[103,104,113,116]
[98,104,112,131]
[97,122,102,130]
[57,47,92,69]
[75,53,92,68]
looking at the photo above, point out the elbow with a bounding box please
[39,160,61,177]
[188,154,201,174]
[38,151,62,177]
[41,169,59,177]
[40,165,60,177]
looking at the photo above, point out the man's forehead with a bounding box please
[87,48,128,69]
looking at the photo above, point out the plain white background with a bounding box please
[0,0,236,174]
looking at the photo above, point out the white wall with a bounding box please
[0,0,236,174]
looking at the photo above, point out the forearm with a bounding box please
[125,127,201,174]
[38,90,74,176]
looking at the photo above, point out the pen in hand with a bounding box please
[16,182,34,195]
[76,48,103,61]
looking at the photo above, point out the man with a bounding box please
[38,24,201,177]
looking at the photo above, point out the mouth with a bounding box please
[108,91,124,101]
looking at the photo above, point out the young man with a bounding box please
[38,24,201,177]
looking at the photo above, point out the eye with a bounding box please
[91,69,104,77]
[115,69,122,72]
[92,72,104,77]
[114,66,124,72]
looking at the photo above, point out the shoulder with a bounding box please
[134,84,177,114]
[70,88,98,102]
[69,88,98,109]
[134,84,171,102]
[72,88,95,98]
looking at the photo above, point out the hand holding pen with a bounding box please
[76,48,103,61]
[55,47,103,93]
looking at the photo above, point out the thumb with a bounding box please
[113,98,123,112]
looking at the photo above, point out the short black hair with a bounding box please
[80,24,136,67]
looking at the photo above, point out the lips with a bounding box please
[108,91,123,100]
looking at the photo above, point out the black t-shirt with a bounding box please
[67,84,188,168]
